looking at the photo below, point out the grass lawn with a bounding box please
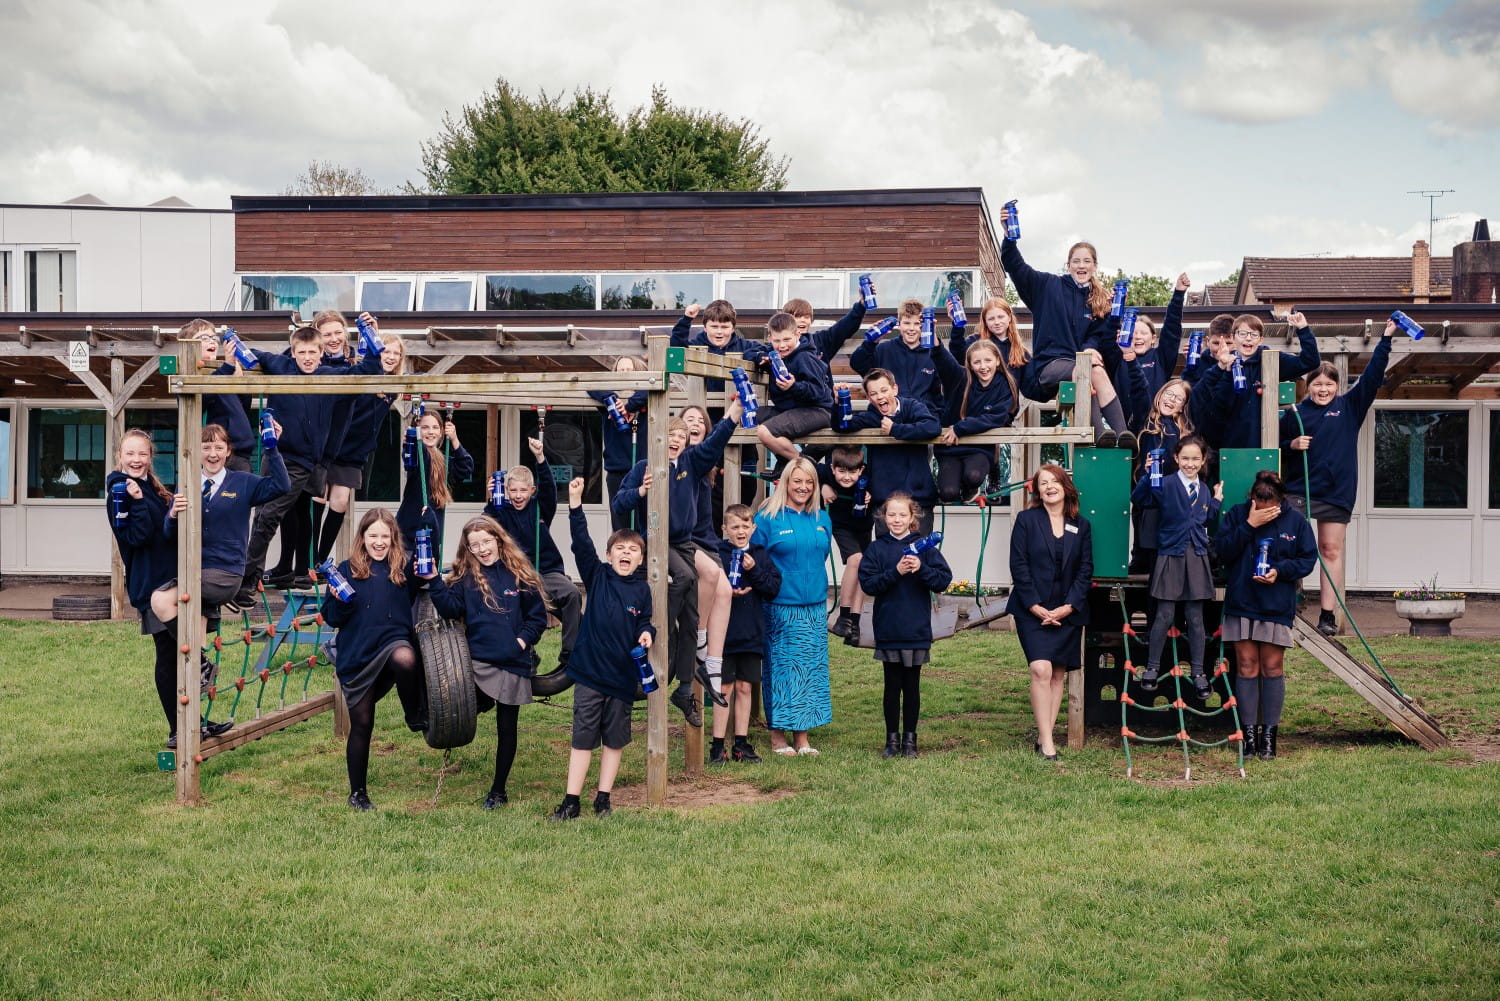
[1,618,1496,1000]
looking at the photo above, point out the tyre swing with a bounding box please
[413,592,477,750]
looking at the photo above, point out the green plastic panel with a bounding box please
[1073,447,1132,578]
[1057,381,1078,405]
[1278,381,1296,406]
[1219,449,1279,517]
[156,750,175,772]
[158,356,177,375]
[664,347,686,374]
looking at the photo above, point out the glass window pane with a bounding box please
[785,276,843,309]
[26,250,77,312]
[28,408,107,498]
[1,251,11,311]
[722,277,776,310]
[239,275,355,314]
[1373,409,1469,509]
[449,408,486,503]
[1490,412,1500,510]
[362,411,406,504]
[358,280,414,312]
[0,406,11,500]
[601,273,711,310]
[485,274,596,310]
[418,279,474,310]
[122,408,179,487]
[849,269,975,308]
[517,409,604,504]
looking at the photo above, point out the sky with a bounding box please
[2,0,1496,288]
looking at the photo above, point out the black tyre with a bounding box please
[413,594,476,750]
[52,594,112,621]
[531,666,574,697]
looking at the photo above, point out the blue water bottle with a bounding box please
[318,558,356,602]
[732,367,759,429]
[1390,310,1424,340]
[1255,538,1273,579]
[858,273,878,310]
[488,471,506,508]
[1185,330,1205,370]
[920,308,936,349]
[603,393,630,431]
[260,410,278,450]
[726,548,745,588]
[1002,199,1020,240]
[768,351,792,384]
[1110,280,1129,318]
[110,480,129,526]
[947,290,967,329]
[904,531,943,557]
[633,645,658,695]
[1117,307,1139,348]
[414,528,436,578]
[836,385,853,430]
[402,427,419,469]
[1231,356,1247,392]
[864,317,897,343]
[1148,449,1164,489]
[852,476,869,516]
[222,328,258,370]
[355,315,384,355]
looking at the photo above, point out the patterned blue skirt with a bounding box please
[763,602,832,731]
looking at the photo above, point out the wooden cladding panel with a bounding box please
[236,204,988,272]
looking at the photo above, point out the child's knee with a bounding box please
[846,552,861,571]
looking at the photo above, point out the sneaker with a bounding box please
[1138,667,1160,692]
[550,798,581,822]
[1191,672,1212,701]
[482,789,508,810]
[829,613,851,638]
[593,793,612,817]
[670,685,702,728]
[694,665,728,708]
[709,743,729,765]
[290,574,314,591]
[225,589,257,614]
[201,719,233,740]
[348,789,374,811]
[732,740,762,763]
[165,733,178,750]
[199,655,217,691]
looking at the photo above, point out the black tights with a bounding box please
[936,453,993,503]
[151,626,178,735]
[1147,599,1206,673]
[315,508,345,565]
[271,493,316,576]
[345,646,421,794]
[882,663,922,733]
[492,703,519,796]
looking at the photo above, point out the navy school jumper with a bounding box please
[248,348,386,472]
[319,558,424,682]
[105,471,177,613]
[999,239,1123,399]
[1279,334,1392,513]
[850,336,963,416]
[717,539,782,658]
[670,315,768,394]
[857,530,954,649]
[397,444,475,561]
[166,448,292,578]
[484,461,566,576]
[586,389,649,474]
[427,563,548,676]
[936,365,1018,466]
[838,396,940,507]
[565,506,656,703]
[1215,502,1318,627]
[1190,327,1321,450]
[612,417,734,542]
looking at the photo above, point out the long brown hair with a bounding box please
[116,428,174,502]
[1143,378,1194,438]
[446,516,546,614]
[413,411,452,509]
[348,508,407,585]
[977,298,1030,370]
[1067,242,1112,318]
[961,339,1020,421]
[1027,464,1080,520]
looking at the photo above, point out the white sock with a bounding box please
[704,656,723,694]
[696,629,708,657]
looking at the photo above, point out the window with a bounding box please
[720,274,777,309]
[417,276,475,311]
[601,273,711,310]
[518,409,604,504]
[365,406,488,509]
[485,274,596,310]
[122,408,179,488]
[27,408,106,499]
[1489,412,1500,509]
[1373,409,1469,509]
[784,274,844,309]
[357,277,415,312]
[0,406,11,500]
[449,409,486,503]
[26,250,77,312]
[849,269,976,308]
[1,251,10,311]
[240,275,356,315]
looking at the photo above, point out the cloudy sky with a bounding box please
[3,0,1496,284]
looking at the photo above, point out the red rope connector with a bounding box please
[282,661,294,675]
[1224,695,1238,708]
[258,668,271,683]
[1169,665,1184,677]
[1171,698,1187,709]
[314,613,325,626]
[306,655,317,667]
[213,636,224,652]
[1213,660,1229,676]
[1167,626,1181,639]
[207,685,217,699]
[1176,730,1191,742]
[1120,692,1137,706]
[235,677,246,692]
[242,630,254,645]
[1212,626,1224,639]
[1123,659,1137,675]
[1229,730,1245,743]
[1121,625,1138,638]
[1121,726,1138,738]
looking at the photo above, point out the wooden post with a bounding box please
[332,686,350,740]
[107,357,128,619]
[175,338,205,805]
[1260,350,1281,450]
[645,337,671,807]
[1067,351,1092,752]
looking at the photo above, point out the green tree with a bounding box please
[416,80,789,194]
[283,160,389,196]
[1106,269,1174,307]
[1220,267,1242,286]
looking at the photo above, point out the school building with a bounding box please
[2,190,1499,598]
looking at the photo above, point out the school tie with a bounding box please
[202,479,213,504]
[1187,483,1198,505]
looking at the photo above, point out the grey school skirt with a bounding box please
[1149,551,1215,601]
[473,659,534,706]
[1222,616,1294,648]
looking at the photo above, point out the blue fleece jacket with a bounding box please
[249,348,385,471]
[717,540,781,657]
[320,558,422,681]
[1130,471,1219,557]
[484,462,565,576]
[317,352,358,468]
[105,471,177,613]
[948,330,1030,391]
[428,562,548,676]
[1136,414,1187,478]
[751,506,832,606]
[1122,289,1186,397]
[167,450,292,577]
[334,393,396,467]
[397,445,474,560]
[804,302,868,364]
[1190,327,1321,449]
[857,530,954,649]
[850,336,963,416]
[839,396,939,505]
[1280,334,1392,513]
[587,389,649,473]
[612,418,734,543]
[1216,501,1318,626]
[565,506,655,702]
[670,315,767,393]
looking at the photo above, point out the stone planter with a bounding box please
[1393,597,1466,637]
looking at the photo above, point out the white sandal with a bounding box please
[772,746,798,756]
[796,746,819,756]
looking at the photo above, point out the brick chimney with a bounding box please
[1412,239,1431,303]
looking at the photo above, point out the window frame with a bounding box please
[1366,400,1475,515]
[483,272,599,310]
[416,275,477,311]
[237,273,357,315]
[718,273,779,310]
[783,272,847,310]
[599,271,713,311]
[356,275,417,312]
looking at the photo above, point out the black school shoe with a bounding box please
[670,685,702,727]
[261,570,295,590]
[348,789,375,811]
[829,613,851,637]
[550,798,581,822]
[482,788,508,810]
[732,739,762,763]
[1317,610,1338,637]
[593,792,612,817]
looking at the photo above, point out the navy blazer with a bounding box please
[1005,506,1093,626]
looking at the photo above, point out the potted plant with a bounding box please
[1392,576,1467,637]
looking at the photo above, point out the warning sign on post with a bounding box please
[67,341,90,373]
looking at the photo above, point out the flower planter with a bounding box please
[1393,597,1466,637]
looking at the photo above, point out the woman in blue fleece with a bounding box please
[429,515,549,811]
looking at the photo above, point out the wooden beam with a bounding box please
[112,359,162,415]
[728,426,1094,446]
[107,359,127,620]
[175,336,206,806]
[1291,619,1448,750]
[1260,350,1280,450]
[197,692,336,760]
[645,336,670,807]
[170,371,667,395]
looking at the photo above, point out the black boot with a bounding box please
[1242,724,1258,758]
[902,732,918,758]
[1260,725,1278,760]
[1190,670,1212,702]
[881,732,900,758]
[1317,610,1337,637]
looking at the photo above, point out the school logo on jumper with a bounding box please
[1279,533,1297,542]
[503,588,518,598]
[1325,409,1342,418]
[675,470,688,481]
[626,604,642,617]
[221,491,238,500]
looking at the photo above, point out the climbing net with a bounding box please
[1113,587,1247,779]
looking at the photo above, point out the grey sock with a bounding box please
[1101,396,1128,433]
[1261,676,1286,727]
[1237,675,1261,726]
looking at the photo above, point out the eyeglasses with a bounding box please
[467,542,495,554]
[1233,329,1261,339]
[1160,391,1186,403]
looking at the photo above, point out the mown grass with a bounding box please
[0,619,1496,1001]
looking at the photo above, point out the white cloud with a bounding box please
[1248,211,1483,258]
[1175,30,1370,124]
[1369,31,1500,131]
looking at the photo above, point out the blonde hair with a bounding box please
[759,456,822,520]
[380,333,407,372]
[413,411,452,509]
[116,428,174,503]
[978,298,1029,370]
[349,508,406,585]
[446,516,546,614]
[179,318,216,340]
[1066,242,1112,318]
[1143,378,1194,439]
[504,465,535,490]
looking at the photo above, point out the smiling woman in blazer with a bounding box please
[1007,464,1093,760]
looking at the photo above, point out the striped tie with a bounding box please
[1187,483,1198,505]
[202,479,213,504]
